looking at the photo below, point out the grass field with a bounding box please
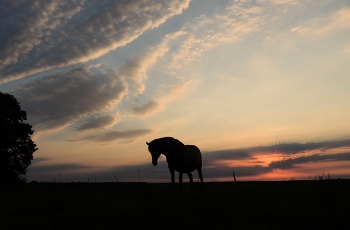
[1,180,349,229]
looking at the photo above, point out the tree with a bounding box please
[0,92,38,182]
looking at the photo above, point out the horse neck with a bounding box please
[158,144,172,157]
[157,142,186,159]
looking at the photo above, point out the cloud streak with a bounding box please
[291,7,350,35]
[269,152,350,170]
[163,0,265,79]
[203,140,350,159]
[202,140,350,164]
[203,140,350,176]
[15,66,127,131]
[0,0,191,83]
[28,163,96,174]
[76,115,120,132]
[131,101,159,116]
[72,129,152,142]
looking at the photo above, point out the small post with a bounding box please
[59,172,60,183]
[113,174,118,182]
[233,171,236,182]
[138,170,140,182]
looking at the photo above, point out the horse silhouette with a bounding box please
[146,137,203,191]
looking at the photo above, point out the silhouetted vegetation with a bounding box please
[1,180,349,229]
[0,92,37,182]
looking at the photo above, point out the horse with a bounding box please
[146,137,203,191]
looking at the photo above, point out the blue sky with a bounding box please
[1,0,350,182]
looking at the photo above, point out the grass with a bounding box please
[1,180,349,229]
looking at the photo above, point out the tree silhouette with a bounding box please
[0,92,38,182]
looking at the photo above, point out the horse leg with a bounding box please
[179,172,183,192]
[187,172,193,192]
[170,169,175,189]
[197,168,204,190]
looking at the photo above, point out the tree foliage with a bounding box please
[0,92,38,182]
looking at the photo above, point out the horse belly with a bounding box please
[174,160,201,173]
[167,145,202,173]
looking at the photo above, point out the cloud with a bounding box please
[76,115,120,132]
[0,0,191,83]
[0,0,84,83]
[203,150,253,166]
[254,140,350,155]
[31,157,49,164]
[27,160,170,182]
[257,0,300,5]
[291,7,350,35]
[15,66,127,131]
[201,140,350,171]
[119,44,169,95]
[167,0,265,73]
[205,140,350,178]
[73,129,152,142]
[156,80,194,103]
[131,100,159,116]
[127,79,193,118]
[119,30,187,95]
[115,30,192,117]
[28,163,96,174]
[203,140,350,161]
[269,152,350,170]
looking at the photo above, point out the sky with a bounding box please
[1,0,350,183]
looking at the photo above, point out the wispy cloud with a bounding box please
[0,0,84,83]
[204,140,350,177]
[131,101,159,116]
[203,140,350,160]
[31,157,50,164]
[72,129,152,142]
[291,7,350,35]
[28,163,96,174]
[167,0,265,74]
[269,152,350,169]
[203,149,253,164]
[15,66,127,132]
[258,0,301,5]
[0,0,191,83]
[28,160,170,182]
[76,115,120,132]
[118,30,187,96]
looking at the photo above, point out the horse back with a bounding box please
[185,145,202,169]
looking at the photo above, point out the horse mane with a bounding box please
[150,137,186,151]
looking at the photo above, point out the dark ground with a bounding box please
[1,180,349,229]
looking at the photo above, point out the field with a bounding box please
[1,180,350,229]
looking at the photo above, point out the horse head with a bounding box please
[146,142,161,166]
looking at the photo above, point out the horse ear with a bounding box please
[146,142,149,145]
